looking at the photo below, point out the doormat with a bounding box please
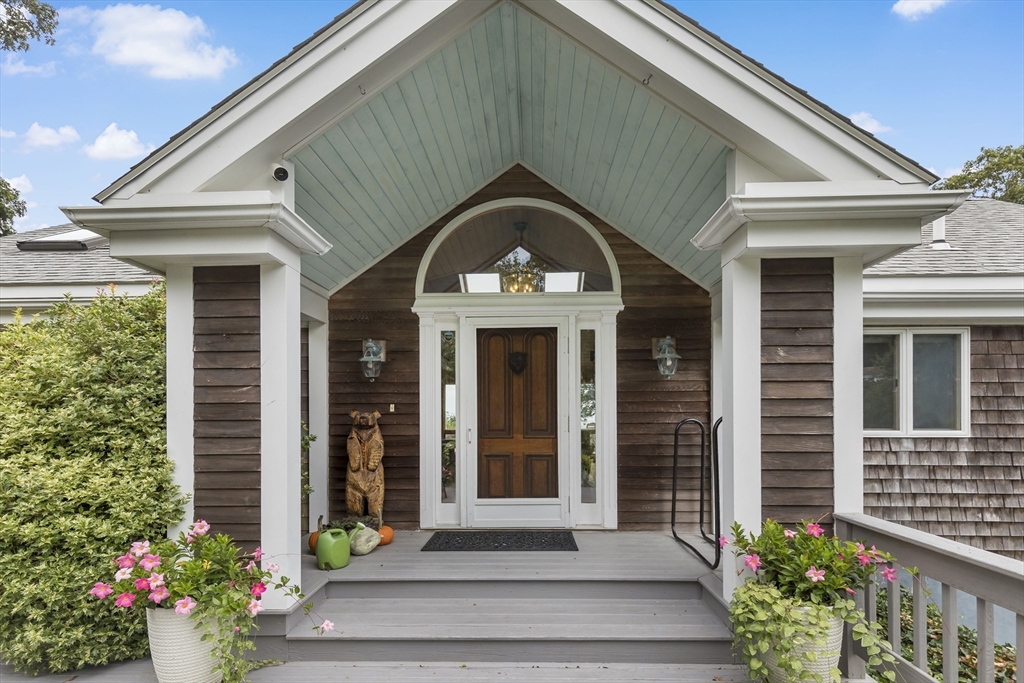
[421,530,578,552]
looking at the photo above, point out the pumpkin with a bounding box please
[308,515,324,554]
[376,510,394,546]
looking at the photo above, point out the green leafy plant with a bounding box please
[0,285,184,674]
[300,421,316,499]
[726,519,900,682]
[90,520,328,683]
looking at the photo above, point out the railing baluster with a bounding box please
[942,583,958,683]
[976,597,994,683]
[913,574,927,670]
[888,566,901,654]
[866,577,877,626]
[1016,613,1023,683]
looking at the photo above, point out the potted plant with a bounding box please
[90,520,332,683]
[724,519,900,683]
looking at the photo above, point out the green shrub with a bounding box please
[0,286,183,674]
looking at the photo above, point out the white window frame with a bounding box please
[863,327,971,438]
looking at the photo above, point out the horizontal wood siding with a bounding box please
[193,266,261,552]
[328,165,711,530]
[865,325,1024,560]
[760,258,835,528]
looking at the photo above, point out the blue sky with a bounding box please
[1,0,1021,232]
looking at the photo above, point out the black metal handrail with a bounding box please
[670,417,722,569]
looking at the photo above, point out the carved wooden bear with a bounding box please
[346,409,385,518]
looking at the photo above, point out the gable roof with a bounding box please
[865,199,1024,277]
[0,225,155,285]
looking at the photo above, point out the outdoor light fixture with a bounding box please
[653,336,680,379]
[360,339,385,381]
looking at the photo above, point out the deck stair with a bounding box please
[259,531,741,673]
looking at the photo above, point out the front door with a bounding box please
[470,326,565,527]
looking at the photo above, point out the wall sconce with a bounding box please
[360,339,386,381]
[652,336,680,379]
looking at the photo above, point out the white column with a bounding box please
[832,256,864,513]
[710,283,723,423]
[307,321,330,529]
[260,261,302,608]
[165,265,194,538]
[720,253,762,597]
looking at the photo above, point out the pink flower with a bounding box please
[114,567,133,582]
[846,587,857,595]
[784,529,797,539]
[185,534,195,544]
[718,536,729,548]
[139,554,161,571]
[246,560,256,573]
[191,520,211,537]
[90,582,113,599]
[114,592,136,608]
[857,554,872,567]
[134,577,151,592]
[805,566,826,583]
[246,599,264,616]
[856,543,866,552]
[253,547,265,560]
[743,554,761,571]
[148,586,171,604]
[174,596,197,616]
[251,582,267,597]
[148,573,165,589]
[115,553,135,569]
[267,562,280,574]
[234,626,241,633]
[805,523,824,538]
[319,620,335,634]
[881,566,898,583]
[130,540,151,558]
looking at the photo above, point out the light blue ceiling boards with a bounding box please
[290,2,729,292]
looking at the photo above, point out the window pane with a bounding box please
[864,335,900,430]
[580,329,596,504]
[913,334,960,430]
[441,330,457,501]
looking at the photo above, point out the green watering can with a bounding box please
[315,524,363,570]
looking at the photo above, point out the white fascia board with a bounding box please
[693,187,970,253]
[300,281,329,323]
[62,194,332,256]
[533,0,930,184]
[864,275,1024,325]
[97,0,488,201]
[106,228,302,273]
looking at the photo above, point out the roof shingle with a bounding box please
[0,224,155,285]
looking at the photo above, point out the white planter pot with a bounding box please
[146,608,222,683]
[764,610,844,683]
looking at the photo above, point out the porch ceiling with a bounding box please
[289,3,728,293]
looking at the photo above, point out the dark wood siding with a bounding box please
[760,258,835,527]
[301,326,310,536]
[865,325,1024,561]
[328,165,711,530]
[193,266,261,552]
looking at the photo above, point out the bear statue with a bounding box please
[346,409,385,518]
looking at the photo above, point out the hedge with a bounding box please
[0,286,183,674]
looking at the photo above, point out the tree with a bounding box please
[0,0,57,52]
[0,177,26,236]
[934,145,1024,205]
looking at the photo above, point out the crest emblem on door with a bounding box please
[508,351,528,375]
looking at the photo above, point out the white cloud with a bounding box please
[0,128,16,138]
[850,112,893,135]
[13,217,50,233]
[23,123,81,148]
[70,4,238,79]
[0,54,57,77]
[892,0,950,20]
[5,174,33,193]
[82,123,154,160]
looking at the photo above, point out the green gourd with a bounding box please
[315,524,362,570]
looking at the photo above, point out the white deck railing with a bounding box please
[835,513,1023,683]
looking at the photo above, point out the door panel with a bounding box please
[478,328,558,499]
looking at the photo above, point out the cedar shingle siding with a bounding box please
[864,325,1024,561]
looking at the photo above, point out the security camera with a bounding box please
[273,166,289,182]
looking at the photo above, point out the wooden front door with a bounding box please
[477,328,558,498]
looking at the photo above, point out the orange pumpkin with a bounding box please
[308,515,324,553]
[376,510,394,546]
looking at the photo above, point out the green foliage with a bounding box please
[934,145,1024,204]
[0,0,58,52]
[0,175,26,236]
[300,421,316,499]
[875,585,1017,683]
[0,286,184,674]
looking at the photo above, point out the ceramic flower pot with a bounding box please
[146,608,222,683]
[764,609,844,683]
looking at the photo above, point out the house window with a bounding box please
[863,328,970,436]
